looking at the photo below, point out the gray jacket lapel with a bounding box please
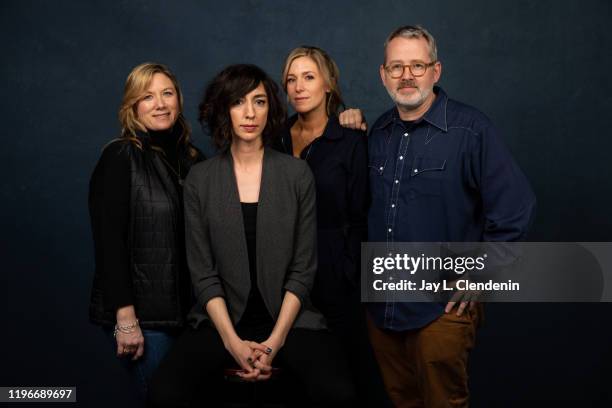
[256,149,273,290]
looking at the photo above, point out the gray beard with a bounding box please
[387,86,431,111]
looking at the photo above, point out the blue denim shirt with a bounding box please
[367,87,536,331]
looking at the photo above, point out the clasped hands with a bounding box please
[226,336,280,382]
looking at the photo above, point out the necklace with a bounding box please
[293,130,317,160]
[293,118,326,161]
[158,153,183,186]
[303,140,316,161]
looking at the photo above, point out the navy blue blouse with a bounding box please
[275,115,369,288]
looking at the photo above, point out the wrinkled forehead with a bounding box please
[385,36,432,64]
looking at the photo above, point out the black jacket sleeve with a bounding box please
[90,141,134,311]
[345,132,369,282]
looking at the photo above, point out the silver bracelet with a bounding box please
[113,319,139,337]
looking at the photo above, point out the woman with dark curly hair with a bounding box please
[88,62,203,401]
[148,64,355,407]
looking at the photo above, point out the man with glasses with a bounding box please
[365,25,536,406]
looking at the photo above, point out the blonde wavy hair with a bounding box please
[118,62,197,158]
[281,46,344,116]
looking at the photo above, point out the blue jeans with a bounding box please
[104,328,177,401]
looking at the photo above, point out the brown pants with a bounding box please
[366,307,480,408]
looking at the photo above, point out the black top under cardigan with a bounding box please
[183,148,326,331]
[239,202,274,328]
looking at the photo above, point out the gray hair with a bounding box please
[383,25,438,63]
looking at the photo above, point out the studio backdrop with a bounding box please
[1,1,611,407]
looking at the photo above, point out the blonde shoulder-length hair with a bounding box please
[118,62,197,158]
[281,46,345,117]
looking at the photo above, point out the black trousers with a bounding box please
[148,323,356,407]
[311,258,392,407]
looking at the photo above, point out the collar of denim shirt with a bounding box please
[374,86,449,132]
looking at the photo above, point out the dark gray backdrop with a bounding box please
[2,1,611,407]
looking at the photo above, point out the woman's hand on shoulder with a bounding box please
[339,108,367,131]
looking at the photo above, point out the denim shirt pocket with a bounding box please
[408,156,446,198]
[368,132,391,176]
[368,157,388,176]
[411,156,446,176]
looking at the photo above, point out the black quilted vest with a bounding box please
[89,144,193,328]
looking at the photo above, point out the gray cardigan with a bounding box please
[184,147,326,330]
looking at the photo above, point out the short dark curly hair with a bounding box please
[199,64,286,151]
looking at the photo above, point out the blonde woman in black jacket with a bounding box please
[88,62,202,401]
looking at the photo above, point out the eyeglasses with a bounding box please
[384,61,437,78]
